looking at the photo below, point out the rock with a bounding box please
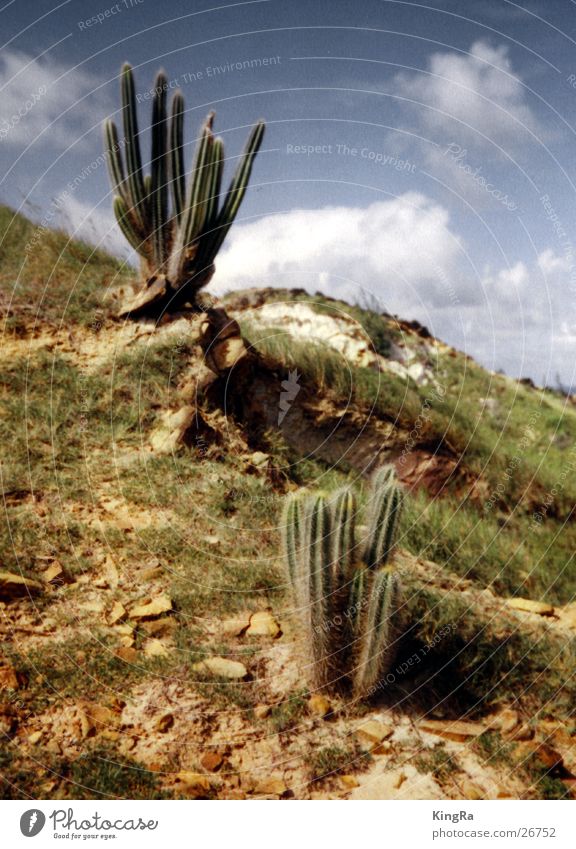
[462,780,484,800]
[77,706,96,739]
[192,656,248,680]
[41,562,69,585]
[211,336,248,372]
[144,639,170,658]
[506,598,555,616]
[115,646,138,663]
[141,565,163,581]
[176,772,211,792]
[141,617,177,638]
[254,704,271,720]
[129,594,172,620]
[250,452,269,468]
[340,775,360,790]
[559,604,576,630]
[419,719,487,742]
[108,601,127,625]
[352,771,441,800]
[156,713,174,733]
[253,777,288,796]
[200,752,223,772]
[246,610,281,638]
[355,720,394,748]
[221,613,251,637]
[0,571,43,600]
[307,694,332,718]
[27,731,42,745]
[0,665,20,690]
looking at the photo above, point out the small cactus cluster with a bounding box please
[281,466,403,698]
[105,64,265,314]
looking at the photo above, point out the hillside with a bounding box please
[1,204,575,800]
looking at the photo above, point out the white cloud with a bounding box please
[396,40,544,151]
[215,193,468,314]
[477,249,576,386]
[0,49,105,150]
[216,198,576,388]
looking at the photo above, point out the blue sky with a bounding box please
[2,0,576,387]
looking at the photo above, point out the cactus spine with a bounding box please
[281,465,404,697]
[105,64,265,314]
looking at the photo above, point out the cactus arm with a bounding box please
[201,119,265,264]
[204,136,224,229]
[281,494,304,593]
[121,63,147,231]
[183,113,215,245]
[303,494,333,688]
[113,195,144,254]
[330,488,356,587]
[169,91,186,223]
[353,568,399,696]
[150,72,169,270]
[104,120,128,204]
[363,465,402,568]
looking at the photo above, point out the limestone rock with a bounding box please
[115,646,138,663]
[246,610,281,638]
[41,562,69,585]
[143,639,170,658]
[129,594,172,620]
[192,656,248,680]
[307,694,332,718]
[108,601,127,625]
[419,719,487,742]
[221,613,251,637]
[462,780,484,800]
[506,598,555,616]
[253,777,288,796]
[176,772,211,792]
[355,719,394,748]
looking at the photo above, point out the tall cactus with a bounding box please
[281,465,404,697]
[105,64,265,316]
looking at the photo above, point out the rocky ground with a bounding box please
[1,210,575,799]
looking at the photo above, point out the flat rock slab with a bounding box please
[0,571,43,600]
[506,598,555,616]
[419,719,488,742]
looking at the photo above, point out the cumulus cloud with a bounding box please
[0,49,105,150]
[476,249,576,386]
[215,193,469,314]
[216,195,576,388]
[396,39,544,152]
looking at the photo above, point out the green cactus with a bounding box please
[105,64,265,315]
[281,465,404,697]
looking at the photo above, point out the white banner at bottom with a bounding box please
[3,799,574,848]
